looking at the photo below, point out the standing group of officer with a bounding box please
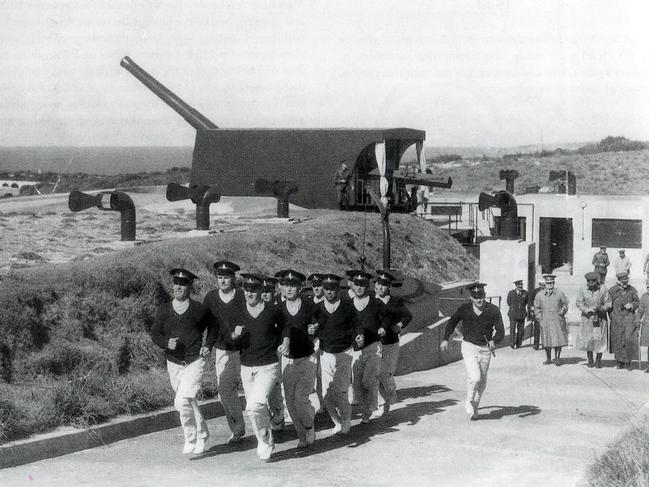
[150,261,412,461]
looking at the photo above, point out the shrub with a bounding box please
[21,340,114,378]
[0,399,24,441]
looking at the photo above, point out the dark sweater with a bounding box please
[443,302,505,346]
[380,295,413,345]
[351,296,389,350]
[237,303,284,367]
[202,288,246,351]
[279,299,316,359]
[150,300,217,365]
[314,300,356,353]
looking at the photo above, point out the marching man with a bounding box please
[440,282,504,420]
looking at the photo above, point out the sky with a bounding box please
[1,0,649,148]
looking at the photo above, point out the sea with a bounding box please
[0,147,193,175]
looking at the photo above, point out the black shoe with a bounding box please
[644,367,649,374]
[533,345,540,350]
[554,358,561,367]
[587,361,594,368]
[616,363,624,369]
[627,363,634,371]
[596,360,602,369]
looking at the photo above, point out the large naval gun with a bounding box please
[120,57,451,213]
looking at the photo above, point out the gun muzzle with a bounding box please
[68,191,102,212]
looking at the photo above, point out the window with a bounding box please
[591,218,642,248]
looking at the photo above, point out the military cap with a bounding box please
[240,273,262,291]
[274,269,292,279]
[213,260,240,276]
[616,271,629,279]
[307,273,325,285]
[537,279,546,285]
[279,270,306,285]
[542,274,556,281]
[322,274,342,289]
[170,268,198,284]
[465,282,486,298]
[585,272,600,281]
[599,246,606,249]
[513,279,523,285]
[376,269,396,286]
[618,249,626,253]
[259,276,278,293]
[346,269,372,285]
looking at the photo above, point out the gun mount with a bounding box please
[478,190,519,240]
[254,179,299,218]
[121,57,452,212]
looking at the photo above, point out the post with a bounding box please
[367,188,391,269]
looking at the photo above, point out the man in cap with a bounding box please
[307,273,326,412]
[334,160,351,210]
[151,268,217,455]
[313,274,357,434]
[440,282,504,420]
[576,272,612,368]
[231,273,286,461]
[534,274,569,366]
[527,278,546,350]
[374,270,412,417]
[276,270,318,448]
[614,250,631,276]
[203,260,246,443]
[260,276,279,304]
[592,246,610,284]
[506,280,528,349]
[634,280,649,373]
[347,269,390,424]
[609,271,639,370]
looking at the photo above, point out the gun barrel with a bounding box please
[120,56,218,131]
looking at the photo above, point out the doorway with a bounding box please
[539,217,573,274]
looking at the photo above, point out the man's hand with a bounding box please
[168,337,179,350]
[308,323,319,336]
[277,338,290,357]
[624,303,634,310]
[487,340,496,351]
[355,334,365,348]
[231,325,244,340]
[199,346,211,358]
[390,324,402,335]
[440,340,449,352]
[377,327,386,337]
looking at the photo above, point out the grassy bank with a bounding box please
[433,148,649,195]
[0,210,477,443]
[587,409,649,486]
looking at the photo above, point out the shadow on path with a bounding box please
[194,383,456,462]
[477,404,541,420]
[267,396,458,463]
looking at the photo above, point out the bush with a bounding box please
[0,399,24,441]
[21,340,114,378]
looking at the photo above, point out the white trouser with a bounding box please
[282,355,318,442]
[352,342,382,418]
[461,340,492,414]
[241,362,280,451]
[320,348,353,426]
[378,342,400,405]
[267,354,285,428]
[214,348,244,436]
[167,358,208,444]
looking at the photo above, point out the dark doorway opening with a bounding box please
[539,217,573,274]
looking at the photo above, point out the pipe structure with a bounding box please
[254,179,298,218]
[68,190,136,241]
[166,183,221,230]
[120,56,218,131]
[478,190,519,240]
[499,169,520,194]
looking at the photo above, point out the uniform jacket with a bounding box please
[506,289,528,320]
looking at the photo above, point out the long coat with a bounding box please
[636,293,649,347]
[609,284,639,361]
[575,285,611,353]
[534,288,569,347]
[507,289,528,320]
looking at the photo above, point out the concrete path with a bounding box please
[3,345,647,487]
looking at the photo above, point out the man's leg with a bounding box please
[360,343,381,422]
[287,357,317,446]
[215,348,245,439]
[268,356,285,431]
[320,352,341,427]
[473,348,492,411]
[516,319,525,348]
[509,319,516,348]
[460,341,482,419]
[332,351,353,432]
[533,320,540,349]
[378,342,399,411]
[242,363,279,461]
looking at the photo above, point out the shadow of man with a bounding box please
[476,404,541,420]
